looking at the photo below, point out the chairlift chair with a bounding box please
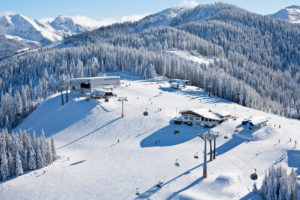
[156,182,162,188]
[143,111,148,116]
[135,188,140,196]
[250,169,258,180]
[175,159,179,167]
[194,152,199,159]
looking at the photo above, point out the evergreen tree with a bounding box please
[51,138,56,161]
[14,138,23,176]
[28,144,36,170]
[0,140,10,180]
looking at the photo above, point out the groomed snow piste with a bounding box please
[1,72,300,200]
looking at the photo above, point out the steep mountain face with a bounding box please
[0,14,103,59]
[46,15,102,35]
[0,14,61,43]
[269,5,300,23]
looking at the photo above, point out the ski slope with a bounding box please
[1,72,300,200]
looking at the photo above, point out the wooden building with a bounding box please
[178,108,230,128]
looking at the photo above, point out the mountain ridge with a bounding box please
[269,5,300,23]
[0,13,106,59]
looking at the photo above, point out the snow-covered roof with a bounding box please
[169,79,189,84]
[91,89,105,95]
[249,116,268,125]
[215,110,231,117]
[71,76,120,81]
[179,108,226,120]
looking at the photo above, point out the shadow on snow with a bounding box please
[15,93,98,137]
[287,150,300,176]
[140,122,208,148]
[70,160,86,166]
[135,163,205,200]
[216,125,257,157]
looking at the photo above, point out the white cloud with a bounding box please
[120,13,149,22]
[0,11,17,16]
[180,0,199,7]
[97,13,150,27]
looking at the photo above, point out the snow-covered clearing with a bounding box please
[168,50,215,65]
[1,72,300,200]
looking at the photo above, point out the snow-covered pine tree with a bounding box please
[51,137,56,161]
[36,138,44,169]
[40,130,47,164]
[28,143,36,170]
[45,139,53,165]
[0,139,10,180]
[13,136,23,176]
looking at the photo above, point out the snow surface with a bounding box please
[269,5,300,24]
[168,50,215,65]
[1,72,300,200]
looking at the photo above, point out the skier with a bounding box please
[118,139,120,143]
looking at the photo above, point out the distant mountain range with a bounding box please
[0,14,104,59]
[269,5,300,23]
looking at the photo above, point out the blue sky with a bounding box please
[0,0,299,20]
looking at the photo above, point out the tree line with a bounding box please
[0,129,56,181]
[255,166,300,200]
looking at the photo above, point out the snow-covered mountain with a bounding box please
[0,14,62,43]
[269,5,300,23]
[0,13,104,59]
[0,13,104,43]
[39,15,103,36]
[135,7,188,32]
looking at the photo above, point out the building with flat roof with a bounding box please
[70,76,120,94]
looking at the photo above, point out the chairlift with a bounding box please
[173,130,180,135]
[194,152,199,159]
[250,169,258,180]
[135,188,140,196]
[156,181,162,188]
[175,159,179,167]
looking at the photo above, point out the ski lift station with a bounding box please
[70,76,120,94]
[243,116,268,129]
[169,79,189,89]
[176,108,231,128]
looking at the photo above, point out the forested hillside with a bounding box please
[0,3,299,130]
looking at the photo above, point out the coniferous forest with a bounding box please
[0,129,56,181]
